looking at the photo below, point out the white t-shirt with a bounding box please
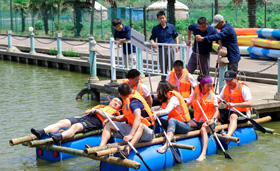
[219,84,252,115]
[188,91,218,122]
[140,83,150,98]
[166,72,197,101]
[159,96,184,115]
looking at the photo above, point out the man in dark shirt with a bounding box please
[186,17,218,75]
[113,18,136,68]
[150,11,179,78]
[195,14,240,71]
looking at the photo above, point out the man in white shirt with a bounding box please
[218,70,252,138]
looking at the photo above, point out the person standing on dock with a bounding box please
[153,80,191,154]
[218,70,252,139]
[187,75,219,161]
[30,97,123,143]
[150,10,179,79]
[195,14,240,71]
[166,60,196,101]
[113,18,136,69]
[186,17,218,75]
[98,83,155,159]
[122,69,153,107]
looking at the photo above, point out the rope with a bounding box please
[0,36,7,39]
[62,40,88,46]
[13,36,29,41]
[255,60,278,73]
[97,42,117,49]
[34,37,57,44]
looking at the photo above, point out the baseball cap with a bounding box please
[211,14,224,27]
[224,70,237,80]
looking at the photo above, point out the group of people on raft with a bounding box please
[31,59,252,162]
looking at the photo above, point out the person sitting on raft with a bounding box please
[97,83,155,159]
[30,97,123,143]
[153,80,191,154]
[166,60,197,101]
[218,70,252,139]
[187,75,219,161]
[123,69,153,107]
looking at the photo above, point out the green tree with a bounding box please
[14,0,28,32]
[63,0,91,37]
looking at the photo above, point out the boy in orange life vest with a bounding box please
[99,83,154,159]
[122,69,153,107]
[30,97,122,143]
[187,75,219,161]
[153,80,191,154]
[218,70,252,138]
[166,60,197,101]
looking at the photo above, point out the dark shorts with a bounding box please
[219,109,248,124]
[191,118,205,129]
[67,115,103,133]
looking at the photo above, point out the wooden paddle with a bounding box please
[101,111,152,171]
[196,100,233,160]
[155,115,183,163]
[217,97,266,133]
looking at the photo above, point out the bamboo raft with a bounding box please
[10,116,273,170]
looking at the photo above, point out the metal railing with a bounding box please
[109,37,191,81]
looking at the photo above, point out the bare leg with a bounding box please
[190,119,198,128]
[157,131,174,154]
[61,123,84,140]
[126,123,146,154]
[196,124,208,161]
[100,122,117,146]
[227,114,238,137]
[44,119,71,134]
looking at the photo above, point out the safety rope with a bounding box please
[34,37,57,44]
[13,36,29,41]
[61,39,88,46]
[96,43,111,49]
[255,60,278,73]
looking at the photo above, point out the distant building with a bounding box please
[147,0,189,20]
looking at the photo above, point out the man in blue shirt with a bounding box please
[186,17,218,75]
[195,14,240,71]
[113,18,136,68]
[150,11,179,78]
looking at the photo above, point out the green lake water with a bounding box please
[1,60,279,171]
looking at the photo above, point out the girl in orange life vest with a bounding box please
[30,97,122,143]
[153,80,191,154]
[187,75,219,161]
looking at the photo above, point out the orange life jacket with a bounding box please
[161,90,191,122]
[122,90,154,127]
[122,79,144,97]
[84,105,120,123]
[224,81,250,112]
[168,69,191,98]
[192,86,215,122]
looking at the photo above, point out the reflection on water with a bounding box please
[1,60,280,171]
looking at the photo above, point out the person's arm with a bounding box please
[123,108,142,142]
[141,84,153,107]
[154,96,179,116]
[188,73,197,88]
[186,29,192,46]
[146,95,153,108]
[102,114,127,127]
[227,85,253,109]
[199,28,231,43]
[150,27,157,49]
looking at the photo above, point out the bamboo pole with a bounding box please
[30,144,140,170]
[85,116,271,156]
[264,127,276,134]
[171,143,195,150]
[10,134,37,146]
[28,129,103,147]
[216,134,240,143]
